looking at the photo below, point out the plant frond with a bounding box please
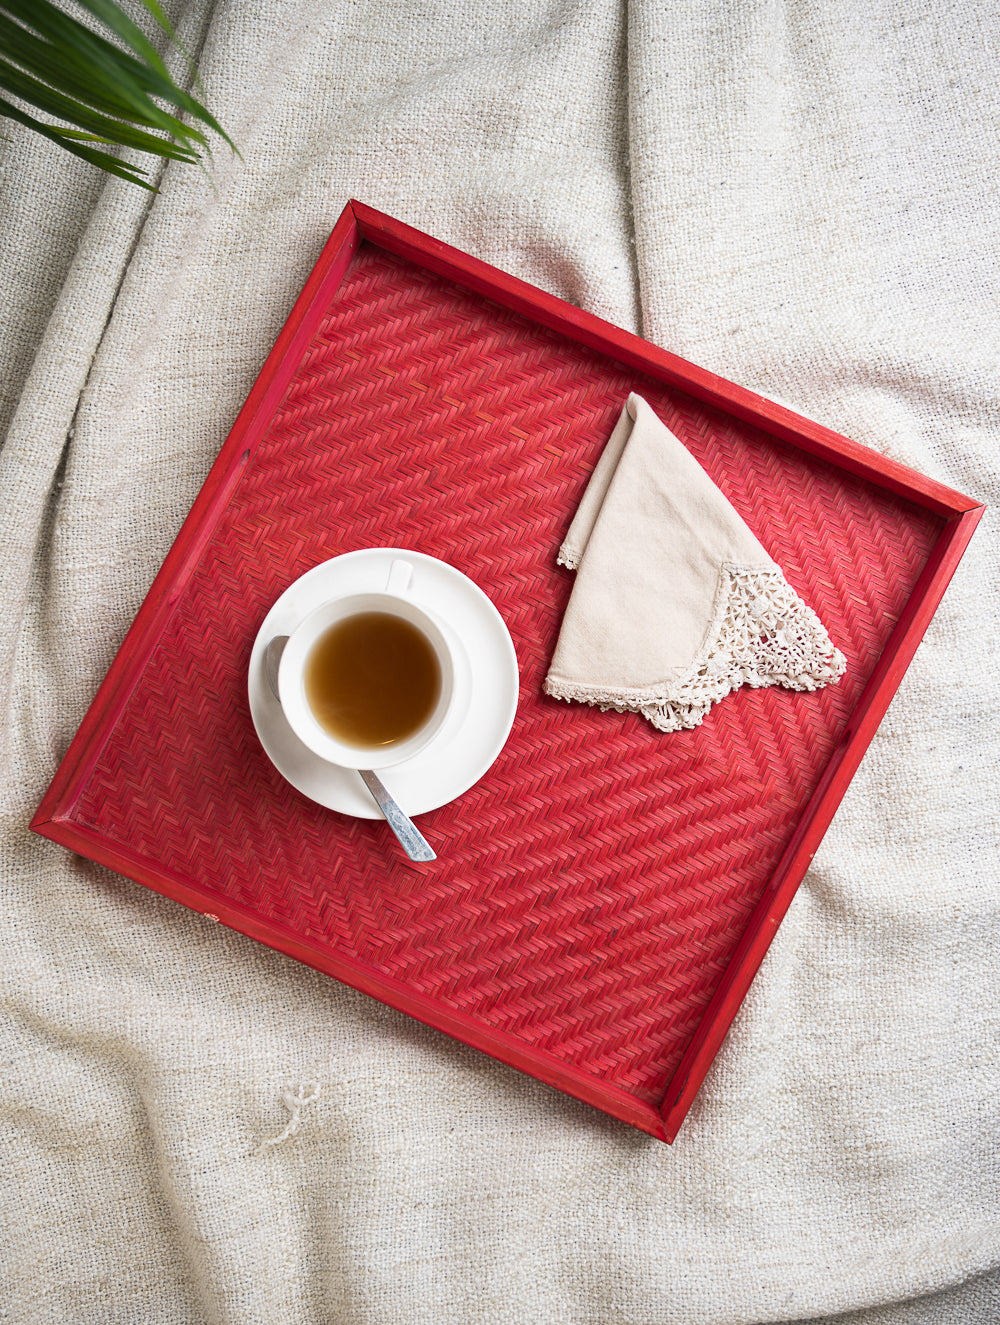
[0,56,199,159]
[0,0,236,184]
[0,94,156,187]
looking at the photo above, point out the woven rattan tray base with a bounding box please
[33,202,984,1141]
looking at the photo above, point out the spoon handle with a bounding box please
[357,769,437,862]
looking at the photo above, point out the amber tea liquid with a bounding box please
[303,611,442,750]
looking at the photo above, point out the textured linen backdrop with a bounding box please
[2,1,997,1322]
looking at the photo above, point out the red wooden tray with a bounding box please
[31,200,984,1142]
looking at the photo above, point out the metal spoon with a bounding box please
[263,635,435,863]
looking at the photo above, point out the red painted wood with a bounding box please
[350,201,978,518]
[30,810,667,1139]
[659,502,984,1139]
[33,208,365,829]
[30,200,985,1144]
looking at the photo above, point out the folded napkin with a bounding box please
[544,394,846,732]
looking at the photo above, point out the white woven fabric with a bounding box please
[2,1,998,1322]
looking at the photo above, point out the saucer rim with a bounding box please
[248,548,519,819]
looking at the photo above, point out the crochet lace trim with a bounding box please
[545,563,846,732]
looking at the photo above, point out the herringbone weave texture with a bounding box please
[74,244,941,1107]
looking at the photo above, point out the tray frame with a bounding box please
[31,200,985,1142]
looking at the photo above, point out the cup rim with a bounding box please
[277,592,455,769]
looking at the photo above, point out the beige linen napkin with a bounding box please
[544,394,846,731]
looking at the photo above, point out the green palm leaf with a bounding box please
[0,0,235,190]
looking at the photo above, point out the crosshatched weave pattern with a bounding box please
[75,245,942,1107]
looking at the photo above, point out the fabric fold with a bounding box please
[544,394,846,731]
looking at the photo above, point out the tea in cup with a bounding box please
[276,559,457,769]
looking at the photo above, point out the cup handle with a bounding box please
[385,559,412,595]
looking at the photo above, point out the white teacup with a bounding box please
[277,558,457,770]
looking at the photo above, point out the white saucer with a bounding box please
[248,549,519,818]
